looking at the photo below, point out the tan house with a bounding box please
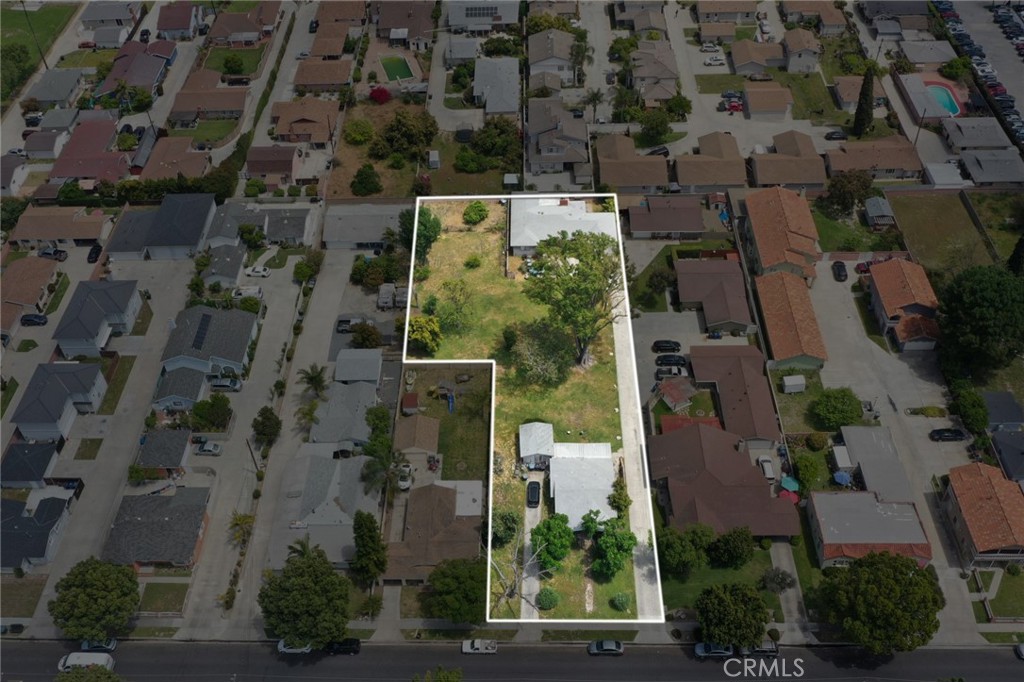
[783,28,821,73]
[316,0,366,29]
[780,0,848,36]
[688,346,782,448]
[866,257,938,351]
[675,257,755,334]
[943,463,1024,569]
[630,40,679,106]
[527,97,588,176]
[825,136,923,180]
[675,132,748,193]
[755,271,827,369]
[528,29,575,86]
[10,206,111,248]
[695,0,758,24]
[310,33,346,59]
[168,69,246,126]
[373,1,434,51]
[744,82,794,121]
[270,97,340,148]
[393,414,441,456]
[139,137,211,181]
[833,75,888,113]
[730,40,785,75]
[741,186,820,282]
[294,60,353,91]
[699,22,736,43]
[246,146,299,188]
[596,135,670,193]
[751,130,827,188]
[1,257,59,315]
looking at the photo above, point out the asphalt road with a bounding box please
[3,642,1022,681]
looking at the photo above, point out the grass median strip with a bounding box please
[75,439,103,461]
[1,377,19,417]
[99,356,136,415]
[45,273,70,314]
[138,582,190,613]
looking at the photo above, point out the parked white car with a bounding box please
[704,55,726,66]
[700,43,721,53]
[245,265,271,278]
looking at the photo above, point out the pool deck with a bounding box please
[919,71,968,116]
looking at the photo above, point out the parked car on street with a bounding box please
[324,639,361,655]
[695,643,734,659]
[929,428,968,442]
[587,640,624,656]
[277,641,312,654]
[81,640,117,652]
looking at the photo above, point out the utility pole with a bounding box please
[21,0,50,70]
[912,106,927,148]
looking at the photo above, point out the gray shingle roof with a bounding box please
[841,426,914,503]
[1,154,25,189]
[12,363,102,425]
[473,57,520,115]
[962,150,1024,184]
[101,487,210,566]
[984,391,1024,429]
[204,243,245,282]
[153,367,206,403]
[519,421,554,460]
[131,126,160,168]
[1,442,59,485]
[26,69,83,103]
[993,430,1024,482]
[107,210,158,255]
[53,280,138,341]
[1,497,67,570]
[941,118,1013,150]
[334,348,382,383]
[162,305,257,367]
[309,382,377,445]
[39,108,79,132]
[864,196,894,220]
[265,208,309,243]
[81,1,139,22]
[208,202,263,243]
[136,430,191,468]
[148,193,215,248]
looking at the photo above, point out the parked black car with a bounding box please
[831,261,848,282]
[526,481,541,508]
[140,28,151,43]
[20,313,48,326]
[651,339,682,353]
[824,130,848,140]
[655,354,687,367]
[309,19,319,33]
[323,639,361,655]
[930,428,968,442]
[87,244,103,263]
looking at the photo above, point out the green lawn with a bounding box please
[735,26,756,41]
[265,246,306,269]
[443,96,477,110]
[45,272,70,314]
[380,55,414,81]
[889,194,994,273]
[790,511,824,618]
[1,377,19,417]
[168,119,238,145]
[541,630,639,641]
[205,44,266,75]
[770,369,825,434]
[661,549,782,621]
[129,626,179,638]
[977,357,1024,407]
[0,3,77,102]
[818,34,868,85]
[0,575,48,618]
[968,570,996,594]
[411,366,491,481]
[966,192,1023,260]
[541,545,638,620]
[430,135,508,196]
[631,244,674,312]
[224,0,261,11]
[853,294,888,352]
[982,632,1024,644]
[768,69,846,125]
[138,582,189,614]
[695,74,747,94]
[990,572,1024,618]
[973,599,990,623]
[99,355,136,415]
[16,339,38,352]
[401,628,516,640]
[632,131,686,149]
[58,48,118,68]
[400,586,425,618]
[131,300,153,336]
[75,438,103,460]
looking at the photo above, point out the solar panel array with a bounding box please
[192,314,212,350]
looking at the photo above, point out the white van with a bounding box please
[757,456,776,483]
[58,652,115,672]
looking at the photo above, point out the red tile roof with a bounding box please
[744,186,819,278]
[50,119,128,183]
[948,463,1024,553]
[157,1,194,30]
[869,257,937,319]
[755,271,827,363]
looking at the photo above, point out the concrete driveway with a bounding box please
[426,7,483,133]
[808,259,983,646]
[578,1,619,123]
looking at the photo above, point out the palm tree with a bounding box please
[570,41,594,87]
[582,88,605,123]
[229,511,255,547]
[286,534,314,560]
[297,363,328,399]
[360,447,404,497]
[294,400,320,431]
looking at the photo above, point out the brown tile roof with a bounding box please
[182,68,222,90]
[1,256,58,308]
[744,81,794,113]
[773,130,817,157]
[158,1,194,31]
[246,145,296,175]
[781,0,846,25]
[700,22,736,37]
[294,59,352,87]
[595,135,670,188]
[745,186,820,277]
[376,0,434,40]
[825,136,923,175]
[755,271,827,363]
[731,39,784,67]
[689,345,781,442]
[696,0,758,13]
[270,97,340,145]
[751,131,827,187]
[675,132,748,187]
[50,119,128,183]
[139,137,210,181]
[833,75,886,105]
[311,33,346,57]
[11,206,109,243]
[648,423,799,536]
[393,414,440,454]
[316,0,366,24]
[627,195,704,234]
[170,89,248,118]
[783,27,821,53]
[869,257,937,319]
[675,259,753,327]
[948,463,1024,553]
[384,484,481,581]
[894,314,940,344]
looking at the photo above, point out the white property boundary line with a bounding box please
[402,193,664,624]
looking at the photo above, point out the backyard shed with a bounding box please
[427,150,440,169]
[519,421,554,469]
[782,375,806,394]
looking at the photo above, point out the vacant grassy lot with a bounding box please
[0,575,48,617]
[168,119,238,146]
[889,194,993,272]
[99,355,136,415]
[812,209,903,252]
[429,134,507,196]
[0,3,77,101]
[769,70,845,125]
[205,45,266,75]
[138,582,189,614]
[541,544,637,620]
[328,100,422,199]
[818,34,867,85]
[45,272,70,314]
[771,369,825,434]
[661,549,782,621]
[410,364,491,481]
[1,377,19,417]
[990,571,1024,618]
[59,48,118,68]
[967,191,1022,260]
[695,73,747,94]
[75,438,103,460]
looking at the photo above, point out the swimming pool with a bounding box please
[927,83,961,116]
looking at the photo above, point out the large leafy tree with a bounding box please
[530,513,574,572]
[422,557,487,624]
[824,170,875,216]
[638,108,671,145]
[819,552,945,655]
[408,316,443,355]
[508,319,576,386]
[939,265,1024,373]
[48,558,139,641]
[351,511,388,586]
[251,406,282,446]
[656,526,710,581]
[258,539,351,649]
[590,519,637,581]
[400,206,442,264]
[695,583,769,648]
[523,231,624,365]
[708,526,754,569]
[811,387,862,430]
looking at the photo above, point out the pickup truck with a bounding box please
[461,639,497,655]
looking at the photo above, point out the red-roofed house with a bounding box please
[648,423,799,537]
[755,271,827,369]
[867,258,938,351]
[741,186,820,283]
[157,1,200,40]
[943,463,1024,568]
[50,119,129,184]
[94,41,174,98]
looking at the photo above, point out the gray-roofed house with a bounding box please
[1,154,28,197]
[94,25,129,49]
[528,29,575,86]
[152,367,208,412]
[900,39,957,68]
[961,150,1024,188]
[334,348,383,385]
[136,429,191,474]
[2,497,71,574]
[161,305,259,376]
[53,280,141,358]
[105,210,157,261]
[447,0,520,33]
[837,426,914,502]
[322,203,407,250]
[473,57,520,117]
[941,118,1014,154]
[39,108,79,134]
[1,442,60,489]
[12,363,107,441]
[25,69,85,109]
[895,74,952,125]
[808,491,932,567]
[549,441,616,531]
[129,126,159,172]
[783,28,821,74]
[265,208,311,245]
[269,444,380,568]
[24,130,69,161]
[106,194,217,260]
[519,421,554,469]
[207,202,264,249]
[445,35,480,67]
[993,430,1024,482]
[80,1,141,29]
[309,382,378,447]
[984,391,1024,432]
[203,243,246,288]
[102,487,210,568]
[527,97,589,177]
[508,197,618,257]
[864,196,896,230]
[393,414,440,456]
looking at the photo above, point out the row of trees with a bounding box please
[657,524,756,582]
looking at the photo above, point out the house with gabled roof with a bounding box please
[102,487,210,568]
[783,28,821,74]
[10,205,111,248]
[209,1,280,45]
[779,1,847,35]
[152,367,207,413]
[751,130,827,188]
[613,2,666,34]
[106,193,216,261]
[755,271,827,369]
[161,305,258,376]
[53,280,142,358]
[941,118,1014,154]
[394,414,441,457]
[25,69,84,109]
[695,0,757,24]
[961,150,1024,188]
[373,1,435,51]
[744,82,795,122]
[2,497,71,574]
[675,258,754,334]
[12,363,108,441]
[741,186,820,283]
[630,40,679,106]
[508,197,618,256]
[1,257,59,316]
[825,136,923,180]
[943,463,1024,568]
[157,1,200,40]
[335,348,383,385]
[80,1,140,30]
[1,154,27,197]
[447,0,519,34]
[1,442,61,489]
[139,137,211,181]
[527,97,588,176]
[270,97,339,148]
[832,75,887,113]
[528,29,575,86]
[674,132,748,193]
[135,429,191,475]
[473,57,520,117]
[596,135,670,194]
[689,346,781,448]
[168,68,247,126]
[627,195,705,239]
[310,383,379,448]
[49,119,129,185]
[730,40,784,76]
[294,60,353,91]
[866,257,938,351]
